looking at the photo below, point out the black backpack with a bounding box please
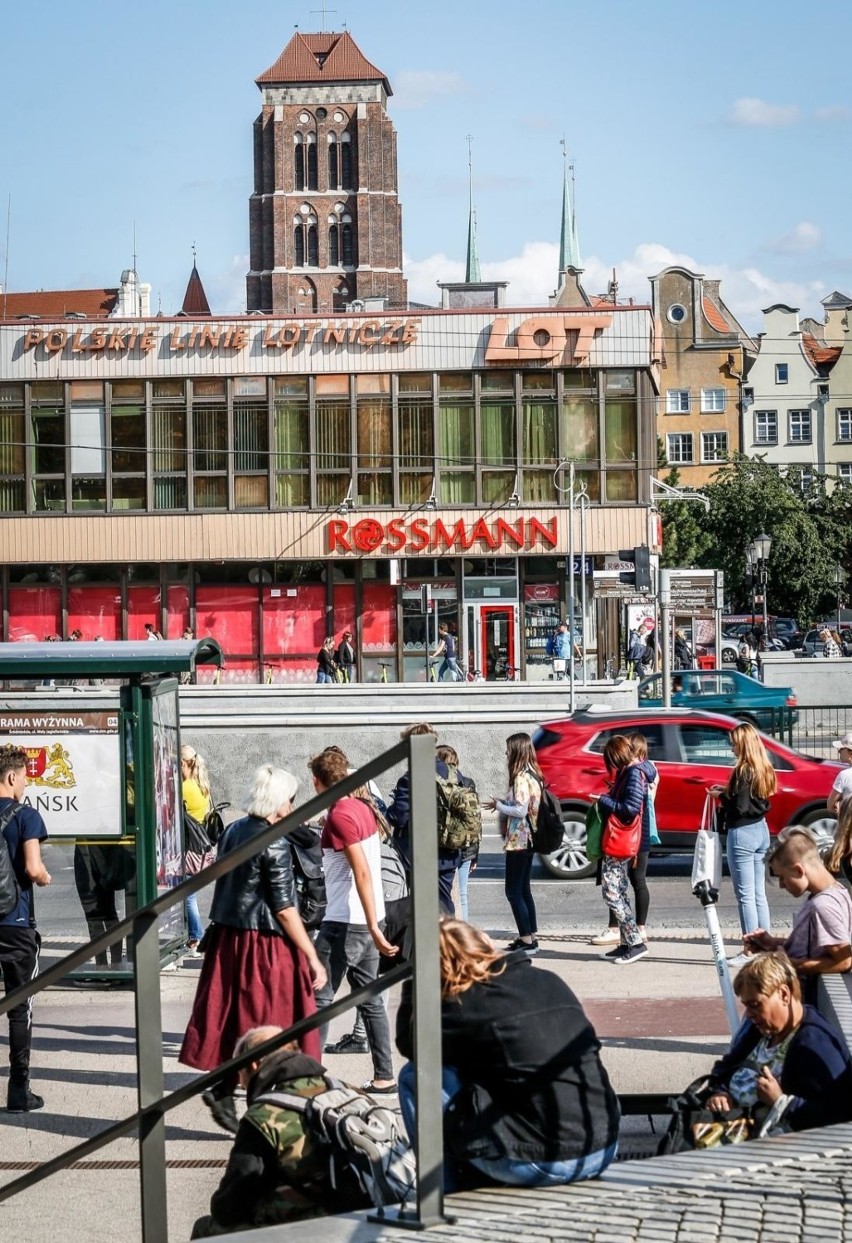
[0,805,21,918]
[288,824,327,930]
[531,782,565,855]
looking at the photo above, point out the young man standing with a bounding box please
[308,749,398,1094]
[828,732,852,814]
[0,745,52,1112]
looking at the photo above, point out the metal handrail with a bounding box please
[0,732,446,1240]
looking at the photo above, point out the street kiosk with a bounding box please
[0,639,223,979]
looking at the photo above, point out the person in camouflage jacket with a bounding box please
[192,1028,334,1238]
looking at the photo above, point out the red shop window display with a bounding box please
[196,586,260,683]
[128,586,163,639]
[7,586,61,643]
[262,584,326,683]
[67,586,121,641]
[166,584,190,638]
[362,583,397,652]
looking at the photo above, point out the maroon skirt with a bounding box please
[179,925,321,1070]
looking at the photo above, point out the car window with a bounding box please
[697,675,721,695]
[766,747,793,772]
[588,723,667,762]
[677,724,735,767]
[720,676,738,694]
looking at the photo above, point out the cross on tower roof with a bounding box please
[310,2,337,31]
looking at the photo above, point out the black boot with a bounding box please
[202,1089,238,1134]
[7,1079,45,1113]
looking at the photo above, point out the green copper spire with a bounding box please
[559,141,581,273]
[465,134,481,282]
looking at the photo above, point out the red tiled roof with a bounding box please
[180,265,211,316]
[0,288,117,320]
[802,332,842,369]
[256,30,391,94]
[702,296,731,334]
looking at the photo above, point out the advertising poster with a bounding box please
[0,710,121,837]
[150,692,185,945]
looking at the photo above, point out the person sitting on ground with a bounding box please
[190,1027,337,1238]
[395,919,619,1190]
[741,826,852,998]
[703,951,852,1134]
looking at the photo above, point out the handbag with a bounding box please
[691,793,723,893]
[552,658,567,674]
[185,848,216,876]
[585,801,603,862]
[658,1074,790,1154]
[601,769,644,859]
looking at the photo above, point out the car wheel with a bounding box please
[799,807,837,854]
[721,647,736,664]
[538,805,596,879]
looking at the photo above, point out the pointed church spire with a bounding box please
[465,134,481,283]
[180,243,211,316]
[558,140,581,274]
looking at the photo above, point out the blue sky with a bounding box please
[2,0,851,329]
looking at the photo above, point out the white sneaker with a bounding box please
[727,951,751,969]
[590,928,620,946]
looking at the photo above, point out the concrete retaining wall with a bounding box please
[760,651,852,706]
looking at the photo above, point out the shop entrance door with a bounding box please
[473,605,518,680]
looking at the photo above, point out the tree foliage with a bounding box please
[659,457,851,624]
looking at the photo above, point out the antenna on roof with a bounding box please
[132,221,137,274]
[311,2,337,31]
[192,240,197,268]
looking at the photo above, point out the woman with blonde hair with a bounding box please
[395,919,619,1190]
[181,745,212,953]
[825,794,852,887]
[709,722,776,954]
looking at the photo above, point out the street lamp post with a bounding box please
[746,543,757,630]
[753,531,772,640]
[836,562,847,631]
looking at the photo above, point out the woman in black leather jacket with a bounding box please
[179,765,326,1133]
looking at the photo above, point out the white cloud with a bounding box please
[207,252,249,315]
[727,97,801,127]
[813,104,852,122]
[767,221,822,254]
[404,240,828,332]
[393,70,469,110]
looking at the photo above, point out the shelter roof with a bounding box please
[0,639,223,678]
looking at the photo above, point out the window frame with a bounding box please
[775,363,789,384]
[701,430,728,463]
[837,409,852,443]
[700,387,726,413]
[788,408,812,444]
[665,389,691,414]
[666,432,694,464]
[754,409,778,446]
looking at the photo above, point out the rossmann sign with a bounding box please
[327,516,558,555]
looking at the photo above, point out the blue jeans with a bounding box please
[398,1063,617,1191]
[726,819,771,934]
[186,892,203,943]
[457,858,472,922]
[504,849,537,937]
[316,671,333,684]
[439,657,462,682]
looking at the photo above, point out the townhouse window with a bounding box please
[701,387,726,413]
[838,409,852,442]
[701,431,728,463]
[838,463,852,486]
[776,363,788,384]
[666,433,693,464]
[788,409,812,443]
[754,410,778,445]
[791,467,814,495]
[666,389,690,413]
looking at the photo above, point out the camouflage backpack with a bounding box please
[436,767,482,851]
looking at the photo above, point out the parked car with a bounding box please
[775,617,804,649]
[533,707,840,879]
[802,628,852,657]
[637,669,797,730]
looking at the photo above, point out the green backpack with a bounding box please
[436,767,482,851]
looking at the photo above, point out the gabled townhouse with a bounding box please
[743,304,841,489]
[650,266,755,486]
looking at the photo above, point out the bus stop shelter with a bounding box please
[0,639,223,979]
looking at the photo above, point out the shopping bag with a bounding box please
[585,801,603,862]
[691,794,723,893]
[647,789,660,847]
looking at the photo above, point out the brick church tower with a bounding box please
[246,31,408,315]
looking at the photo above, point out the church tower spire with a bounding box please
[558,139,581,274]
[465,134,481,283]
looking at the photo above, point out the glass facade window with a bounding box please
[399,394,434,504]
[273,378,309,508]
[605,398,637,463]
[111,405,145,473]
[562,395,598,462]
[439,391,474,502]
[0,387,25,513]
[316,396,351,506]
[357,395,392,505]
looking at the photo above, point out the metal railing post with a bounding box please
[408,731,447,1226]
[134,910,168,1243]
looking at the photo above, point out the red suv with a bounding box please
[533,708,840,879]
